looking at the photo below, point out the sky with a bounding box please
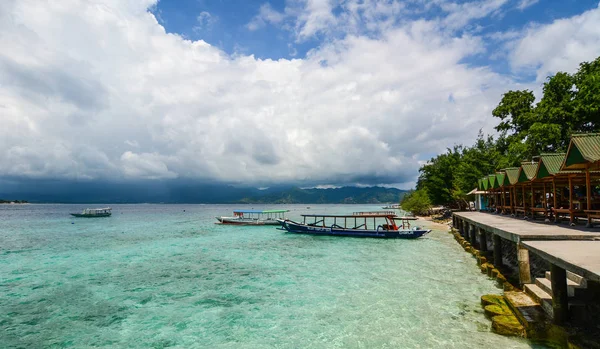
[1,0,599,191]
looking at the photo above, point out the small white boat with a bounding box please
[216,209,289,225]
[71,207,112,217]
[381,204,401,209]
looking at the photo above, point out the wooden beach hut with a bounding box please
[494,171,508,214]
[503,167,521,216]
[535,153,587,224]
[487,174,499,212]
[560,133,600,227]
[520,161,551,220]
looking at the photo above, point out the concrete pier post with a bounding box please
[493,234,502,267]
[550,263,568,325]
[517,243,532,285]
[479,228,488,252]
[470,224,478,248]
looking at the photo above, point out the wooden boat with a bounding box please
[216,209,289,225]
[71,207,112,217]
[277,212,430,239]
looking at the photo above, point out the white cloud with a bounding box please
[0,0,598,187]
[516,0,539,11]
[194,11,217,33]
[511,4,600,81]
[440,0,509,30]
[247,3,287,31]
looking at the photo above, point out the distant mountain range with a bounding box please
[0,179,407,204]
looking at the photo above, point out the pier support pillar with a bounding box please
[453,216,457,229]
[479,228,488,252]
[517,243,532,285]
[550,263,568,325]
[470,225,478,248]
[493,234,502,267]
[461,220,466,237]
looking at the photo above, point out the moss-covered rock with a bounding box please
[477,256,487,266]
[480,263,489,273]
[491,315,525,337]
[481,294,507,307]
[484,304,513,318]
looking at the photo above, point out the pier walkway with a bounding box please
[452,211,600,325]
[454,211,599,242]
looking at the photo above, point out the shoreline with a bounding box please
[416,216,451,230]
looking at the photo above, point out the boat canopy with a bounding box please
[233,209,289,214]
[302,213,395,218]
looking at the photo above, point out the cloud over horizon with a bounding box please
[1,0,599,189]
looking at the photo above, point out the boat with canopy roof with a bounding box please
[277,211,430,238]
[70,207,112,217]
[216,209,289,225]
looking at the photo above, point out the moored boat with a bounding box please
[71,207,112,217]
[216,209,289,225]
[277,212,429,239]
[381,204,401,209]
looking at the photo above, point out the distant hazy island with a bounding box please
[0,182,407,204]
[0,199,28,204]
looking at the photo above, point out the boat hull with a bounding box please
[278,220,429,239]
[70,213,111,217]
[216,217,281,225]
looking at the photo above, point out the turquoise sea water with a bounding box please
[0,204,546,348]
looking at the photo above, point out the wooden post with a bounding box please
[550,263,568,325]
[569,176,574,225]
[517,242,532,285]
[586,167,592,228]
[493,234,502,267]
[553,179,558,223]
[553,179,557,208]
[530,183,534,211]
[543,182,547,219]
[479,228,488,252]
[508,187,512,215]
[521,185,524,206]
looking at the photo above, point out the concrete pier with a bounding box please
[454,211,600,327]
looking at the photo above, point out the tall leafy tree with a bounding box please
[412,55,600,210]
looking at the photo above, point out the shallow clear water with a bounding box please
[0,204,545,348]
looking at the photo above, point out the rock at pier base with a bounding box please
[481,294,506,307]
[485,304,513,318]
[492,315,525,337]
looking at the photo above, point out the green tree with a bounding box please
[400,189,432,215]
[416,146,461,205]
[573,56,600,133]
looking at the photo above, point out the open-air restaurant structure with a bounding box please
[452,133,600,344]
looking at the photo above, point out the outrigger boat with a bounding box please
[216,209,289,225]
[277,211,430,239]
[70,207,112,217]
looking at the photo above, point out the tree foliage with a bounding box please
[400,189,432,216]
[414,56,600,209]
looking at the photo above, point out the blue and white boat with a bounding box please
[216,209,289,225]
[277,212,430,239]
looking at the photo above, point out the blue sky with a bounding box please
[0,0,599,191]
[153,0,599,76]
